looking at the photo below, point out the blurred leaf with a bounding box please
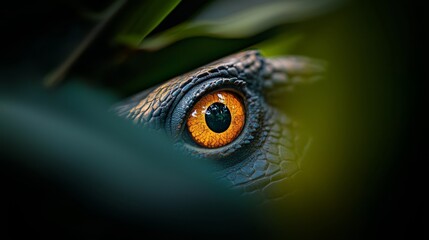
[0,82,260,228]
[140,0,340,50]
[114,0,181,47]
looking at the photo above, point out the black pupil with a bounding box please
[205,102,231,133]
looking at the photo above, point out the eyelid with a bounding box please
[165,78,246,138]
[164,78,264,165]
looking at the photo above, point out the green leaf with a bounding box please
[139,0,340,50]
[0,83,254,222]
[114,0,181,47]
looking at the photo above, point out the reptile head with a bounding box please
[115,50,324,200]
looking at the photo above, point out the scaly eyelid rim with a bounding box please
[169,78,264,164]
[166,77,247,139]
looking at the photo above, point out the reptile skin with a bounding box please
[115,50,323,200]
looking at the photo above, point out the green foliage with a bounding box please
[0,83,250,220]
[139,0,339,50]
[115,0,181,47]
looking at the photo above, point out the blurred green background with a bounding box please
[0,0,420,238]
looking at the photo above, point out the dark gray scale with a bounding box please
[205,102,231,133]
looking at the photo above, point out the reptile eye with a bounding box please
[186,91,245,148]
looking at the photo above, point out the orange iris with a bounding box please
[187,91,245,148]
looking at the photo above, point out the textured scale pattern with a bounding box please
[226,110,307,201]
[119,51,264,128]
[116,50,323,200]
